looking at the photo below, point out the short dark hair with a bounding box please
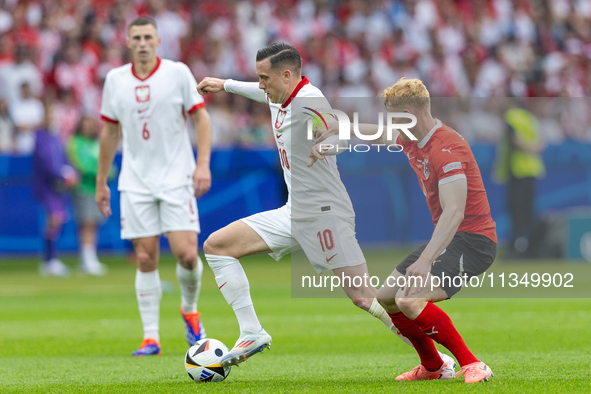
[256,42,301,73]
[128,17,157,31]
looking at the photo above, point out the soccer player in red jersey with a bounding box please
[309,78,496,383]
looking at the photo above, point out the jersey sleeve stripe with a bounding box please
[438,173,467,186]
[101,114,119,124]
[188,102,206,114]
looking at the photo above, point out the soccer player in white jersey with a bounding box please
[196,42,454,368]
[96,17,213,356]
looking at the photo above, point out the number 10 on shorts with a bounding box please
[317,229,334,252]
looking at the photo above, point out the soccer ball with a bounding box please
[185,338,231,382]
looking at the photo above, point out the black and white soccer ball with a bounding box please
[185,338,231,382]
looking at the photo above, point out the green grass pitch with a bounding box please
[0,251,590,393]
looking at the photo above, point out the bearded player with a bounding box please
[96,17,212,356]
[197,43,454,369]
[309,78,496,383]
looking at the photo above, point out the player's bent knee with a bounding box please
[350,297,372,311]
[136,251,157,270]
[377,296,397,310]
[175,249,197,267]
[203,230,231,256]
[203,237,220,256]
[394,297,419,314]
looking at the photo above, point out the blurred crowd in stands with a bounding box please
[1,0,591,154]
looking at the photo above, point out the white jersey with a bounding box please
[100,57,205,194]
[225,76,355,219]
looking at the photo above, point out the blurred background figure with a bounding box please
[54,89,81,143]
[67,115,115,275]
[0,46,43,105]
[494,105,546,258]
[32,103,77,276]
[0,97,13,152]
[10,82,43,154]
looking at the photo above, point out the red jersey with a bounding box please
[397,119,497,243]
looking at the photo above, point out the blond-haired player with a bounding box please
[96,17,212,356]
[310,78,496,383]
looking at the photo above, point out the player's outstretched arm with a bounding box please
[404,178,467,296]
[196,77,227,95]
[95,121,120,218]
[197,78,268,104]
[191,108,212,198]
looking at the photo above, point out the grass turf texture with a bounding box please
[0,251,590,393]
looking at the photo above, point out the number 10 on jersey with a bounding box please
[279,147,289,169]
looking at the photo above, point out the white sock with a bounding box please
[368,298,413,347]
[176,258,203,314]
[205,254,262,333]
[135,269,162,342]
[81,244,98,266]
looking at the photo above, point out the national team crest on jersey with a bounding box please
[423,158,429,179]
[275,109,287,129]
[135,86,150,103]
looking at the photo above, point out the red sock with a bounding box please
[389,312,443,371]
[414,302,479,367]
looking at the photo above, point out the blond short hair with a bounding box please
[382,78,431,114]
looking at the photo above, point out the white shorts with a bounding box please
[240,205,366,274]
[120,185,200,240]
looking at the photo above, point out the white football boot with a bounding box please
[80,259,108,276]
[39,259,70,277]
[221,328,272,367]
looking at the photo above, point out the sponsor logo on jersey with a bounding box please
[135,85,150,103]
[275,109,287,129]
[443,162,462,173]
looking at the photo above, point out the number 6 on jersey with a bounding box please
[142,122,150,140]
